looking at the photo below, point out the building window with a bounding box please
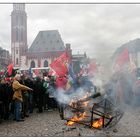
[30,60,35,68]
[16,49,18,54]
[16,58,18,65]
[44,60,48,67]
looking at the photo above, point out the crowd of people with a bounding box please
[0,69,96,123]
[1,62,139,124]
[0,72,68,123]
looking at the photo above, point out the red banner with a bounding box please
[7,63,13,76]
[50,52,70,76]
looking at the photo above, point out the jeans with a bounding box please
[14,101,22,121]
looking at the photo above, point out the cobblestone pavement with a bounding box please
[0,106,140,137]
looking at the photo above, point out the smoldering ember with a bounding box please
[1,3,140,137]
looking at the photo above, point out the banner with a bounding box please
[50,52,70,76]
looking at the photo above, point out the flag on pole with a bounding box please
[7,63,13,76]
[50,52,70,76]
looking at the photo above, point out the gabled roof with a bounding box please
[112,38,140,59]
[28,30,65,53]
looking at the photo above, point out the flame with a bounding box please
[66,112,87,126]
[92,118,103,128]
[66,92,91,126]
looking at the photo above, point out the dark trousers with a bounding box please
[3,101,10,120]
[14,100,22,121]
[48,97,57,109]
[38,95,43,113]
[43,93,48,110]
[29,93,34,113]
[0,101,3,122]
[22,94,29,117]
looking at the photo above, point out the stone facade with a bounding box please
[11,4,71,69]
[11,3,27,68]
[27,30,72,68]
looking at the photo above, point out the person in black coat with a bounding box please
[34,77,45,113]
[24,77,34,113]
[4,78,14,120]
[0,78,13,121]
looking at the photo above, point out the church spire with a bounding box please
[11,3,27,67]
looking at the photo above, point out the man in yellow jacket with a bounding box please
[12,74,33,122]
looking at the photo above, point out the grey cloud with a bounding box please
[1,4,140,62]
[0,4,11,50]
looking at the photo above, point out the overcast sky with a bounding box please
[0,4,140,61]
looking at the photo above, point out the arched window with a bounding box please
[30,60,35,68]
[44,60,48,67]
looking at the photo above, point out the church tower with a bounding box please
[11,3,27,67]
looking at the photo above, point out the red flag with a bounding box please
[50,52,69,76]
[116,48,129,66]
[7,63,13,76]
[55,52,70,63]
[48,69,56,76]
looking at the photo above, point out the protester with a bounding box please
[34,77,45,113]
[48,76,57,110]
[43,76,50,110]
[12,74,33,122]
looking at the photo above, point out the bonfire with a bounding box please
[59,92,124,129]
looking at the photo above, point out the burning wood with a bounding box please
[59,91,123,130]
[92,118,103,128]
[70,92,101,105]
[66,112,87,126]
